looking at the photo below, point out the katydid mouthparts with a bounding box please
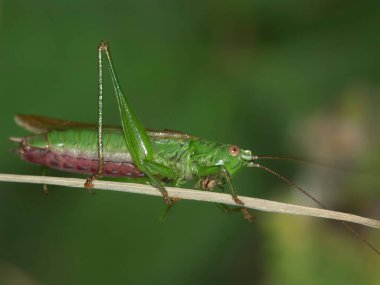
[10,41,379,255]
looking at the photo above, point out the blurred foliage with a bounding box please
[0,1,379,284]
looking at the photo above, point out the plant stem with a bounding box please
[0,173,379,229]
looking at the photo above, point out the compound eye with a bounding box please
[228,145,240,156]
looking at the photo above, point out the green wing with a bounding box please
[15,114,198,140]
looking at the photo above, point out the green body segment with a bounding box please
[19,127,253,186]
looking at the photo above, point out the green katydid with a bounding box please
[12,41,257,208]
[10,41,379,255]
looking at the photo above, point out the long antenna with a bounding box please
[256,155,323,165]
[255,155,366,174]
[253,162,380,256]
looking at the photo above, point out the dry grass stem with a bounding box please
[0,173,379,229]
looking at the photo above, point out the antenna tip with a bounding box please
[99,40,109,51]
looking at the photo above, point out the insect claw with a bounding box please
[84,178,93,188]
[159,197,180,222]
[241,208,254,223]
[163,194,172,206]
[233,196,244,205]
[84,177,96,195]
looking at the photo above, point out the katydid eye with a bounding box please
[228,145,240,156]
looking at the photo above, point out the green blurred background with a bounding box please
[0,1,379,284]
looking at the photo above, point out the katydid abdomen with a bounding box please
[14,128,193,179]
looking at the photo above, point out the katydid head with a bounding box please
[192,140,254,176]
[220,144,255,176]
